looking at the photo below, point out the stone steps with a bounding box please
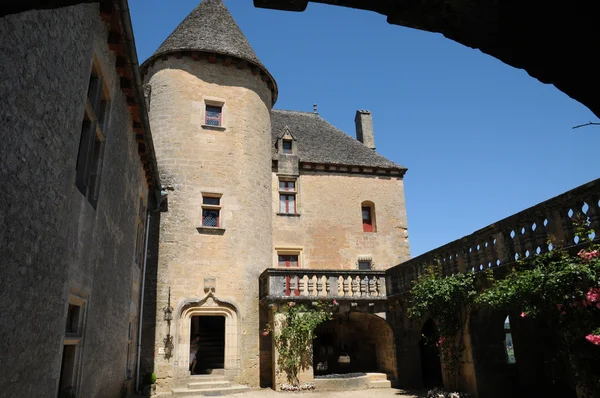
[172,374,249,397]
[172,385,249,397]
[368,379,391,389]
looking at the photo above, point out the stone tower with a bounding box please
[141,0,277,391]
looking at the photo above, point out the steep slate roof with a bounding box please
[142,0,277,104]
[271,110,406,171]
[150,0,264,68]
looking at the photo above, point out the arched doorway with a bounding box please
[419,319,443,388]
[179,295,240,376]
[312,312,397,379]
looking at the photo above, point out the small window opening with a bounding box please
[65,304,80,334]
[358,260,372,270]
[504,316,516,364]
[282,140,293,154]
[205,105,222,127]
[202,195,221,227]
[362,204,375,232]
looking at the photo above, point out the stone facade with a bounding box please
[272,171,409,270]
[0,3,154,397]
[143,56,273,391]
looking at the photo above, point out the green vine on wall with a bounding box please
[264,300,338,386]
[407,224,600,394]
[407,265,476,389]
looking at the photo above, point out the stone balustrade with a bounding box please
[259,269,387,301]
[387,178,600,296]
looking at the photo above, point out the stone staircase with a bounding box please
[366,372,392,389]
[171,373,249,397]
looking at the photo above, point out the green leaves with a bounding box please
[270,301,336,386]
[408,265,476,338]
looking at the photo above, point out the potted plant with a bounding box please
[142,372,157,396]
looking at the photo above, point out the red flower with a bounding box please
[333,300,338,305]
[557,304,563,311]
[520,312,526,318]
[262,331,269,336]
[289,302,295,307]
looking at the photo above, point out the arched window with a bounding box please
[504,316,516,364]
[361,201,376,232]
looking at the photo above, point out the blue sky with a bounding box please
[130,0,597,257]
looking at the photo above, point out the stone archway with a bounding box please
[178,294,240,377]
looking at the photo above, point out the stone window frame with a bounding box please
[75,54,111,209]
[274,247,304,268]
[201,97,227,131]
[357,256,373,270]
[276,126,297,155]
[198,192,226,234]
[278,178,299,215]
[361,200,377,233]
[58,292,88,396]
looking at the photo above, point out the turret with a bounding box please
[141,0,276,389]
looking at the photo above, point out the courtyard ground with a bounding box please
[231,388,427,397]
[138,387,428,397]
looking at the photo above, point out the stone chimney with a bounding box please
[355,110,375,150]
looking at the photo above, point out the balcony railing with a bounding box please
[259,269,387,301]
[386,178,600,296]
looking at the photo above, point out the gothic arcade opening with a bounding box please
[190,316,225,374]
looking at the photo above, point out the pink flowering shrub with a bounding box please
[585,334,600,346]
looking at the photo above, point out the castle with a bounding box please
[0,0,409,396]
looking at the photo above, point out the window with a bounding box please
[76,57,110,208]
[358,260,372,270]
[278,254,299,268]
[504,316,516,364]
[59,294,87,396]
[279,180,297,214]
[135,197,146,266]
[205,105,222,127]
[282,140,293,154]
[202,195,222,227]
[361,201,376,232]
[278,253,299,296]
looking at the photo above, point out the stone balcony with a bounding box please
[259,268,388,313]
[386,178,600,296]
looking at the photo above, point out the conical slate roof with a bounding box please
[151,0,264,67]
[143,0,277,103]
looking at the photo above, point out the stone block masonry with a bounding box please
[0,4,152,397]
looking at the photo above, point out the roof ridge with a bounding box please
[272,109,318,115]
[271,110,407,171]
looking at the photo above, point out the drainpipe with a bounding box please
[135,209,152,393]
[135,188,168,393]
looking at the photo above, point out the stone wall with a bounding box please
[143,56,273,390]
[0,4,149,397]
[272,172,409,270]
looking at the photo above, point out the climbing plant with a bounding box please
[264,300,338,386]
[477,236,600,394]
[407,224,600,395]
[407,265,476,389]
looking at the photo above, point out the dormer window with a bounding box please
[205,105,222,127]
[282,140,293,154]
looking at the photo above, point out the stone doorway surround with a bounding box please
[176,293,241,380]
